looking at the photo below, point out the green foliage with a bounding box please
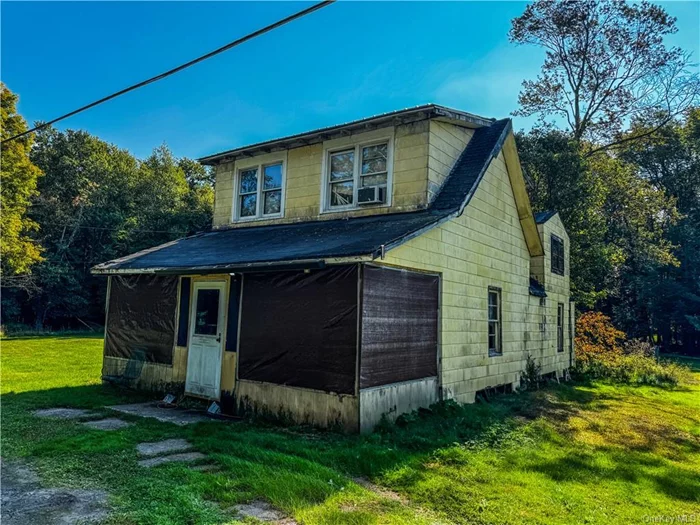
[1,127,213,329]
[0,84,43,278]
[573,312,690,386]
[521,353,542,391]
[615,109,700,350]
[517,128,679,309]
[3,336,699,524]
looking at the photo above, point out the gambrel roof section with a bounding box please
[93,116,543,274]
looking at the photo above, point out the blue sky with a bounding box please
[2,1,699,160]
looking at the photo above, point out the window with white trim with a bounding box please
[324,140,390,210]
[235,162,284,220]
[488,287,502,356]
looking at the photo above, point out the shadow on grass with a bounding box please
[2,379,698,523]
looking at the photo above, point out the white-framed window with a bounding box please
[488,286,502,356]
[322,137,392,211]
[234,160,285,221]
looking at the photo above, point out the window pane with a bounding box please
[263,190,281,215]
[360,173,387,187]
[240,194,257,217]
[362,143,388,174]
[330,150,354,181]
[330,181,354,206]
[194,289,219,336]
[488,291,498,308]
[488,305,498,321]
[263,164,282,190]
[240,168,258,194]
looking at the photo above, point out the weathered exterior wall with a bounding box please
[212,120,476,229]
[235,380,359,432]
[382,151,570,403]
[102,273,238,397]
[534,215,572,375]
[359,377,439,433]
[427,120,474,201]
[102,346,188,391]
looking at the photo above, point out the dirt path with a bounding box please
[0,458,109,524]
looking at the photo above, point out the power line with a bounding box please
[2,1,335,145]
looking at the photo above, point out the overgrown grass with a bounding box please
[2,335,699,524]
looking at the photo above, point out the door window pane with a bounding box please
[194,289,219,336]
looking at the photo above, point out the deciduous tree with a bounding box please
[0,84,43,281]
[510,0,700,154]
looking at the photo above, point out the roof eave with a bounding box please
[198,104,495,166]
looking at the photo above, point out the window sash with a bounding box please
[551,235,565,275]
[326,140,389,210]
[488,288,502,355]
[557,303,564,352]
[236,162,283,219]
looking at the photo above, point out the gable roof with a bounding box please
[93,117,517,275]
[534,210,558,224]
[198,104,494,166]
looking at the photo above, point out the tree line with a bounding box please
[1,0,699,352]
[1,86,213,330]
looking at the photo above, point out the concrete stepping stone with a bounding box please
[109,402,216,426]
[82,418,131,431]
[138,452,206,468]
[233,500,287,522]
[32,408,95,420]
[137,438,192,457]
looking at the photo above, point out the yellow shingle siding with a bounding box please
[212,120,477,228]
[382,151,571,403]
[427,120,474,202]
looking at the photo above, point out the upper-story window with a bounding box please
[234,161,284,221]
[551,234,565,276]
[323,138,392,211]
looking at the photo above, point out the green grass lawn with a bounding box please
[2,336,699,524]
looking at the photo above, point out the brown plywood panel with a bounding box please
[105,275,178,365]
[238,265,358,394]
[360,266,439,388]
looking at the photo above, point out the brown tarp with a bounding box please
[360,265,439,388]
[238,266,358,394]
[105,275,178,364]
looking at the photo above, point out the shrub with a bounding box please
[574,312,689,386]
[521,353,542,391]
[623,338,656,357]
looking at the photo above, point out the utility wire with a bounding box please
[2,0,335,145]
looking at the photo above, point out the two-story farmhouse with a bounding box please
[93,104,573,432]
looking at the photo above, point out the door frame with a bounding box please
[185,279,227,400]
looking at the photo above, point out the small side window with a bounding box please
[488,287,502,356]
[551,235,565,276]
[557,303,564,352]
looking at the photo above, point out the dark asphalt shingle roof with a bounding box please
[534,210,557,224]
[93,118,512,274]
[529,277,547,297]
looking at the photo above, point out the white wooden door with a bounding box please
[185,281,226,399]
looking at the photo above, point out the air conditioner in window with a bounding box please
[357,186,387,205]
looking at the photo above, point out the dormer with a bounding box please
[200,105,495,229]
[530,211,570,295]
